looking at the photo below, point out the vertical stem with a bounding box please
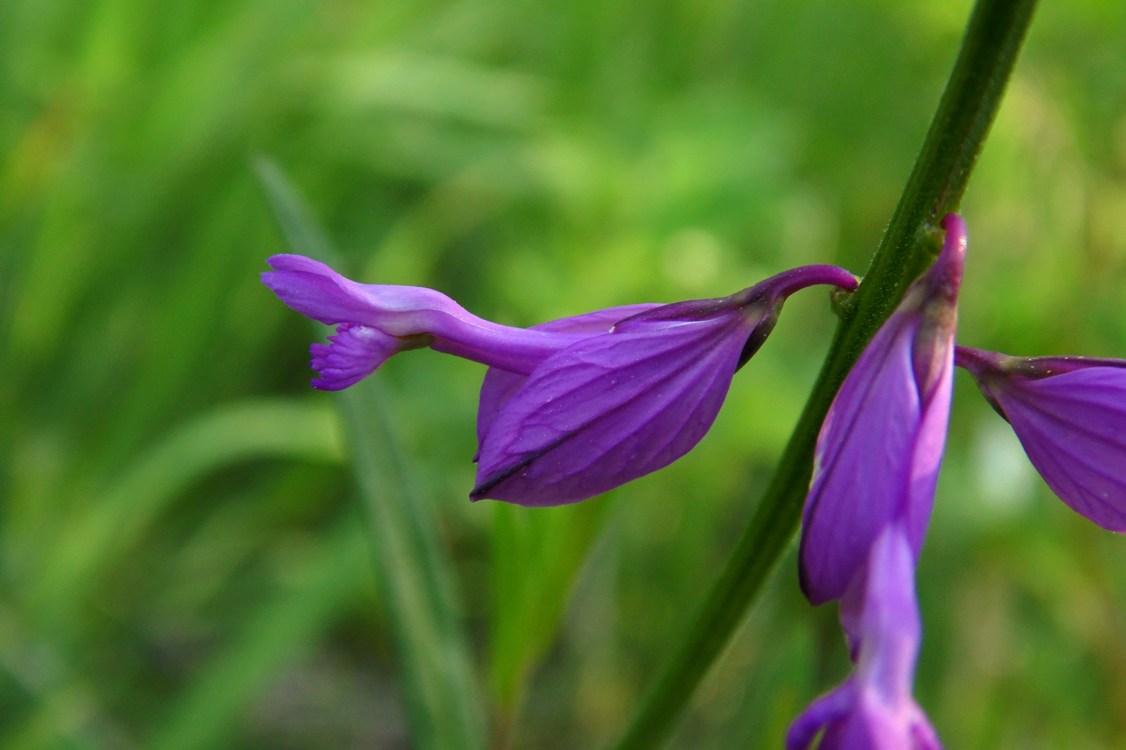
[610,1,1038,748]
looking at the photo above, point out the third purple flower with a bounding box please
[956,346,1126,532]
[787,524,940,750]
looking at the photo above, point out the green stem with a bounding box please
[610,1,1038,748]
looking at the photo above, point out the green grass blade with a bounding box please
[341,383,486,750]
[145,519,371,750]
[33,398,343,623]
[489,501,608,738]
[257,158,486,750]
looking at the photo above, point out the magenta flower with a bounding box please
[787,524,941,750]
[799,215,965,605]
[956,346,1126,532]
[262,255,857,506]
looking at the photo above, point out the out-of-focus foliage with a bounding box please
[1,0,1124,748]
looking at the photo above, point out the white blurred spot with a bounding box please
[972,418,1036,516]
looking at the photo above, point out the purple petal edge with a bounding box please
[472,314,749,506]
[993,368,1126,532]
[475,304,660,456]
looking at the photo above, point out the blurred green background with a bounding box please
[2,0,1126,747]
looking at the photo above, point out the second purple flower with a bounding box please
[800,215,965,606]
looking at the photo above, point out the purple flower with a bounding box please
[263,255,857,506]
[956,346,1126,532]
[787,524,941,750]
[799,215,965,605]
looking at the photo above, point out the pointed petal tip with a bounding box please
[798,576,831,608]
[468,483,560,507]
[940,213,966,242]
[929,213,966,289]
[469,470,575,507]
[469,469,504,504]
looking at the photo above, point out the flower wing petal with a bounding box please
[475,304,660,454]
[995,367,1126,531]
[473,316,747,506]
[800,318,923,605]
